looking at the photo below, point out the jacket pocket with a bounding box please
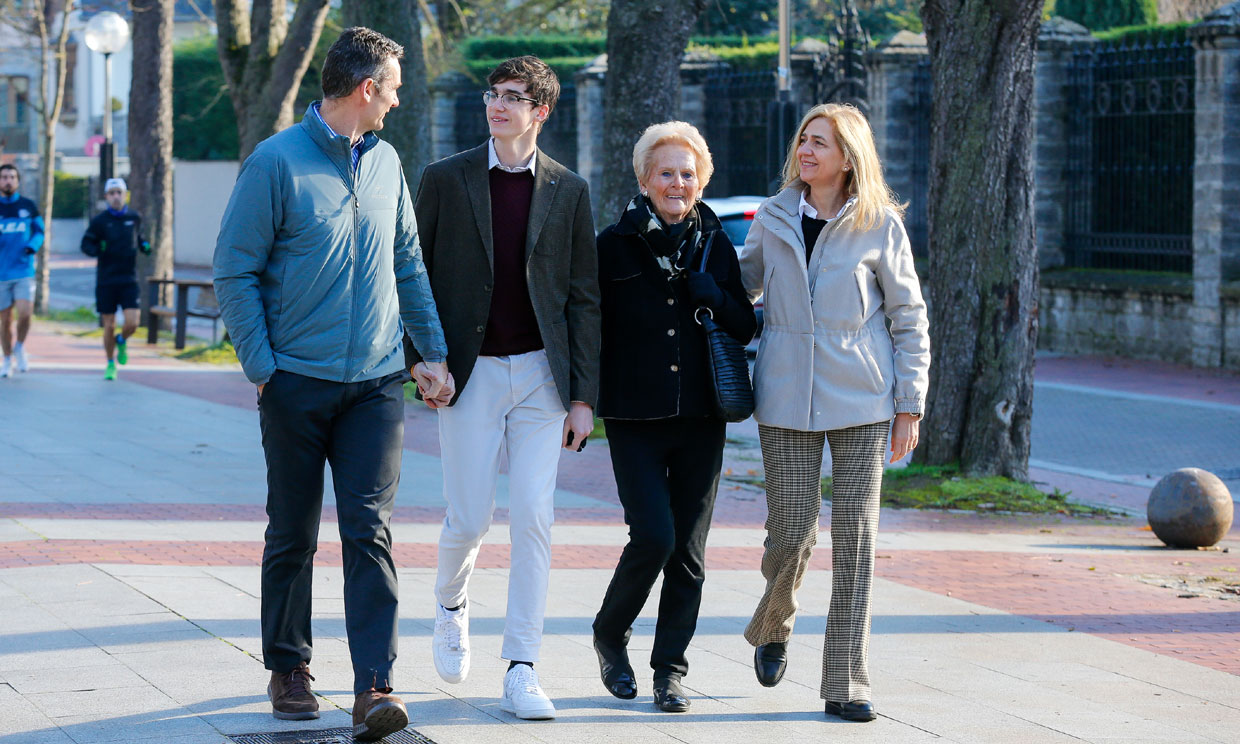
[856,333,893,395]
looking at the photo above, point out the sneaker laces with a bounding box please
[285,665,315,697]
[510,665,541,696]
[437,608,463,650]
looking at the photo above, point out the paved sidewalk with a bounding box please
[2,324,1238,744]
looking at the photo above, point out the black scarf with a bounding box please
[620,194,702,280]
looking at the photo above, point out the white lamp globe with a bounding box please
[84,11,130,55]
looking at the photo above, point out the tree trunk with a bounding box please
[32,0,74,315]
[917,0,1042,479]
[216,0,332,162]
[600,0,706,221]
[342,0,431,183]
[129,0,176,322]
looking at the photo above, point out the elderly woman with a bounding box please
[591,121,756,713]
[740,103,930,722]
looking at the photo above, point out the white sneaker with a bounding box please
[0,357,10,378]
[13,345,27,372]
[432,602,470,683]
[500,664,556,720]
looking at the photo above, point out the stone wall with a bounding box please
[1040,278,1195,363]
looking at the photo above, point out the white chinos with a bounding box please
[435,349,566,662]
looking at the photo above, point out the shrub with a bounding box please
[1054,0,1158,31]
[52,171,89,219]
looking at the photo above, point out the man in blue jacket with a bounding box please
[0,164,44,378]
[213,27,451,742]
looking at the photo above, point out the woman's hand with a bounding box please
[890,412,921,464]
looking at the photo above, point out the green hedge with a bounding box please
[172,27,337,161]
[1093,21,1192,43]
[1054,0,1157,31]
[52,171,89,219]
[461,36,605,60]
[463,55,598,85]
[172,37,240,160]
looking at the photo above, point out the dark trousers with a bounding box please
[593,416,726,680]
[258,369,405,695]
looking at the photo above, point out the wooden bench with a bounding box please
[146,277,221,350]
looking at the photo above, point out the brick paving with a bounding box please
[2,536,1235,673]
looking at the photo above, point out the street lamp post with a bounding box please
[83,11,130,185]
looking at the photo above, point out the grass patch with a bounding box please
[39,305,98,323]
[174,339,238,364]
[820,463,1113,517]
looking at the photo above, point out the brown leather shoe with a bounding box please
[267,662,319,720]
[353,688,409,742]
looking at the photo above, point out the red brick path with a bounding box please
[2,537,1235,673]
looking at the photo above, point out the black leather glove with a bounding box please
[685,270,725,309]
[23,246,37,255]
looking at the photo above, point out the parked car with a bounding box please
[703,195,766,351]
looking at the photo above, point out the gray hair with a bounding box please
[321,27,404,99]
[631,121,714,192]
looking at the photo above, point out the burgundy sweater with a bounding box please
[480,168,543,356]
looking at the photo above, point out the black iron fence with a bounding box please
[702,68,778,197]
[1064,33,1195,272]
[452,84,578,171]
[906,57,932,258]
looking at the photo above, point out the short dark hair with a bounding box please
[0,164,19,180]
[321,27,404,99]
[487,56,561,115]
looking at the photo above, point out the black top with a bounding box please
[595,201,756,420]
[80,208,150,286]
[481,168,543,356]
[801,213,827,265]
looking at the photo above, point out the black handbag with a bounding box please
[693,232,755,422]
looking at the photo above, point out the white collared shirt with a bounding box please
[488,138,536,176]
[799,189,855,223]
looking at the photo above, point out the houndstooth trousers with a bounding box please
[744,421,889,702]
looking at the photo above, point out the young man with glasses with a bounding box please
[411,55,600,720]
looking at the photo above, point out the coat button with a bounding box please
[667,298,674,305]
[670,364,679,372]
[667,329,675,336]
[484,284,493,292]
[476,325,484,333]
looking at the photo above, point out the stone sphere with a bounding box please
[1147,468,1234,548]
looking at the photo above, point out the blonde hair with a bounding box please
[632,121,714,193]
[781,103,904,231]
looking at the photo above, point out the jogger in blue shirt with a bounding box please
[0,164,44,378]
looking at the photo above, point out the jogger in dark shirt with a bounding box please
[80,178,149,380]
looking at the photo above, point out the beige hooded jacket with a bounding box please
[739,185,930,432]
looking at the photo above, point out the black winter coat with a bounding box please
[596,202,756,420]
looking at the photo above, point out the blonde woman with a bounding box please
[591,121,756,712]
[740,103,930,721]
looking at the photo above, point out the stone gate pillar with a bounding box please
[1035,18,1094,270]
[430,72,470,163]
[1190,2,1240,367]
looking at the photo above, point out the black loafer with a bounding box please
[825,699,876,722]
[653,678,690,713]
[753,642,787,687]
[593,635,637,700]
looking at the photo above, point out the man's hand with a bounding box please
[562,401,594,451]
[890,412,921,464]
[413,361,452,408]
[257,382,266,398]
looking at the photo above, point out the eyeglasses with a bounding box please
[483,90,539,108]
